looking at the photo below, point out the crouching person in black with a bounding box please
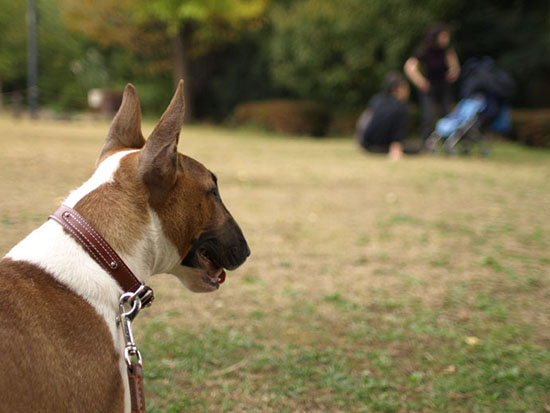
[357,72,420,160]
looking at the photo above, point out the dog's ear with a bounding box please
[139,80,185,200]
[97,84,145,165]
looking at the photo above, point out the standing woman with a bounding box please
[404,24,460,141]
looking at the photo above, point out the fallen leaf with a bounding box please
[443,365,456,374]
[465,336,480,346]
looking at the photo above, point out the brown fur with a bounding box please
[75,153,150,256]
[0,259,124,413]
[138,81,184,200]
[151,154,228,257]
[97,84,145,165]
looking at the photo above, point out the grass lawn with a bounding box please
[0,115,549,412]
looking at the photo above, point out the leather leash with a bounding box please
[50,204,153,413]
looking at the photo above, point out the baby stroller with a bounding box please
[425,57,515,156]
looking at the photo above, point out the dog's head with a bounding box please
[94,81,249,292]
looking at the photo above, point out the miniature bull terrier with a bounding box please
[0,81,249,412]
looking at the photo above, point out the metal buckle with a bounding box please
[138,285,155,308]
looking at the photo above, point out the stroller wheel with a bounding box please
[460,140,472,156]
[424,133,440,153]
[444,130,462,155]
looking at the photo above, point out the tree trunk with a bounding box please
[0,78,3,111]
[172,25,194,122]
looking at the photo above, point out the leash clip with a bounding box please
[119,288,145,368]
[117,285,151,413]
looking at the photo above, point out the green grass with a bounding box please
[1,115,549,411]
[140,290,550,412]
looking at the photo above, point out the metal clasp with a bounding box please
[118,286,146,368]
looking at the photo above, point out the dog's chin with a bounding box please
[170,265,221,293]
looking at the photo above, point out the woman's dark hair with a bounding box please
[384,72,407,94]
[423,23,448,50]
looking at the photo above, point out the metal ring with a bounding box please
[121,297,142,321]
[124,346,143,368]
[119,293,142,321]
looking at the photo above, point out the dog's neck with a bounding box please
[5,150,181,313]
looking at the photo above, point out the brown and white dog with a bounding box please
[0,81,249,412]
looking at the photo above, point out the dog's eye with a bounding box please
[208,188,220,198]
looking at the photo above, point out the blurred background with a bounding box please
[0,0,549,145]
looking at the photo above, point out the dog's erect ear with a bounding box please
[97,84,145,165]
[139,80,185,200]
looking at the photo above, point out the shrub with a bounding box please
[511,109,550,147]
[231,99,331,137]
[328,110,362,136]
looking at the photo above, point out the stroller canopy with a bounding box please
[460,57,515,101]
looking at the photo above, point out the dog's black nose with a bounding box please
[223,239,250,270]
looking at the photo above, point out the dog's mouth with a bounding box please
[181,244,226,289]
[178,228,249,292]
[196,247,226,287]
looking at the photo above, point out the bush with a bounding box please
[231,99,331,137]
[328,110,362,136]
[511,109,550,147]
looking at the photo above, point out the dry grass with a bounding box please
[1,114,549,412]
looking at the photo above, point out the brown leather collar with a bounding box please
[49,204,154,307]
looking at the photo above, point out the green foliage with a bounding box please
[62,0,269,58]
[137,0,268,40]
[269,0,549,109]
[194,31,289,120]
[36,0,90,109]
[451,0,550,107]
[0,0,91,109]
[60,0,270,118]
[0,1,26,82]
[269,0,448,108]
[128,78,175,115]
[0,0,178,113]
[1,0,548,115]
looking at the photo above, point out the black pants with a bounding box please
[419,82,452,140]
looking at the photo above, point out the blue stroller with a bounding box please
[425,57,515,156]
